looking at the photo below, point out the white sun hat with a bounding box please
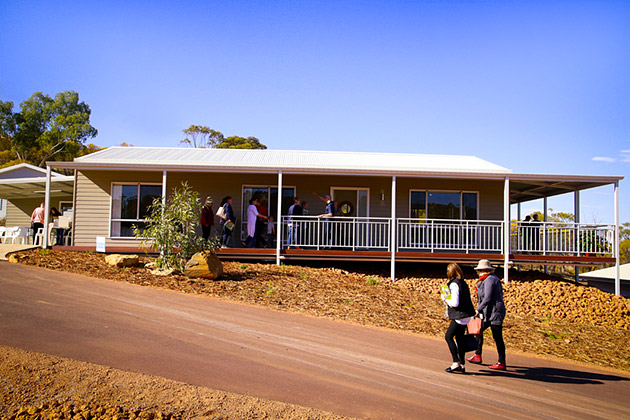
[474,259,495,271]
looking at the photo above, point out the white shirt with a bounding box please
[247,204,259,237]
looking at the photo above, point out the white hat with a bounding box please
[474,259,495,271]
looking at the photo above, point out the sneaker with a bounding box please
[466,354,482,364]
[489,362,506,370]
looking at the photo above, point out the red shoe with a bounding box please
[466,354,482,364]
[489,362,506,370]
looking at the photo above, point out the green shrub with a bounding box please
[133,182,219,271]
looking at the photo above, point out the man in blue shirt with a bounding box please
[287,197,303,249]
[318,195,335,249]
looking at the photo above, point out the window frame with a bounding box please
[241,184,296,239]
[408,189,479,221]
[110,182,163,238]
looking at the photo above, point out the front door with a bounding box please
[331,188,368,218]
[330,188,369,248]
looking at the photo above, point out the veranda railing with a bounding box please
[280,216,391,250]
[511,221,614,256]
[278,216,615,256]
[396,218,504,253]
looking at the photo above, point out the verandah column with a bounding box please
[390,175,396,281]
[276,170,283,266]
[504,177,510,283]
[615,181,620,296]
[574,191,580,284]
[43,165,52,248]
[161,170,167,207]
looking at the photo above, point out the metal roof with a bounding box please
[579,264,630,281]
[61,147,512,176]
[0,163,74,199]
[43,147,622,204]
[0,176,74,199]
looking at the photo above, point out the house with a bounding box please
[579,264,630,297]
[24,147,625,293]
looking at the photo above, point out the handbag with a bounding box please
[216,205,226,220]
[224,220,235,231]
[467,316,483,336]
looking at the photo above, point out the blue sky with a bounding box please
[1,0,628,223]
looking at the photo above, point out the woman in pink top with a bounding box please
[30,203,45,244]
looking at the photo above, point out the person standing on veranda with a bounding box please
[200,197,214,241]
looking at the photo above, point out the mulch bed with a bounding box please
[11,249,630,373]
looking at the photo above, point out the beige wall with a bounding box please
[6,196,73,227]
[74,169,505,248]
[74,170,163,247]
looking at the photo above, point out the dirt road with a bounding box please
[1,262,628,420]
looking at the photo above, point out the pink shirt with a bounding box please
[31,206,45,223]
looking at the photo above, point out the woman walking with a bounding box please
[441,263,475,374]
[218,196,235,247]
[466,259,507,370]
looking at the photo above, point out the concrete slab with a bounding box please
[0,244,38,261]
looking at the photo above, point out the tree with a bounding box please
[0,91,98,168]
[620,222,630,241]
[180,125,267,149]
[215,136,267,149]
[180,125,225,148]
[133,182,219,271]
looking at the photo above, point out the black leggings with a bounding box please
[476,321,506,364]
[445,320,467,364]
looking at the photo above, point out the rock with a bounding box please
[150,267,181,276]
[144,261,157,269]
[183,251,223,280]
[7,253,24,264]
[105,254,139,267]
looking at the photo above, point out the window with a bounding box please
[410,191,478,220]
[242,185,295,238]
[111,183,162,237]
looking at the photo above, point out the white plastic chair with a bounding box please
[4,227,24,244]
[34,227,44,246]
[33,223,54,246]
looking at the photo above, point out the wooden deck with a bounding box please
[52,245,614,267]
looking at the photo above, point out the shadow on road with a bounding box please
[472,365,630,385]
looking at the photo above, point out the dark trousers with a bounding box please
[255,220,265,247]
[221,224,232,246]
[201,225,211,241]
[476,321,506,364]
[445,320,467,364]
[32,222,43,244]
